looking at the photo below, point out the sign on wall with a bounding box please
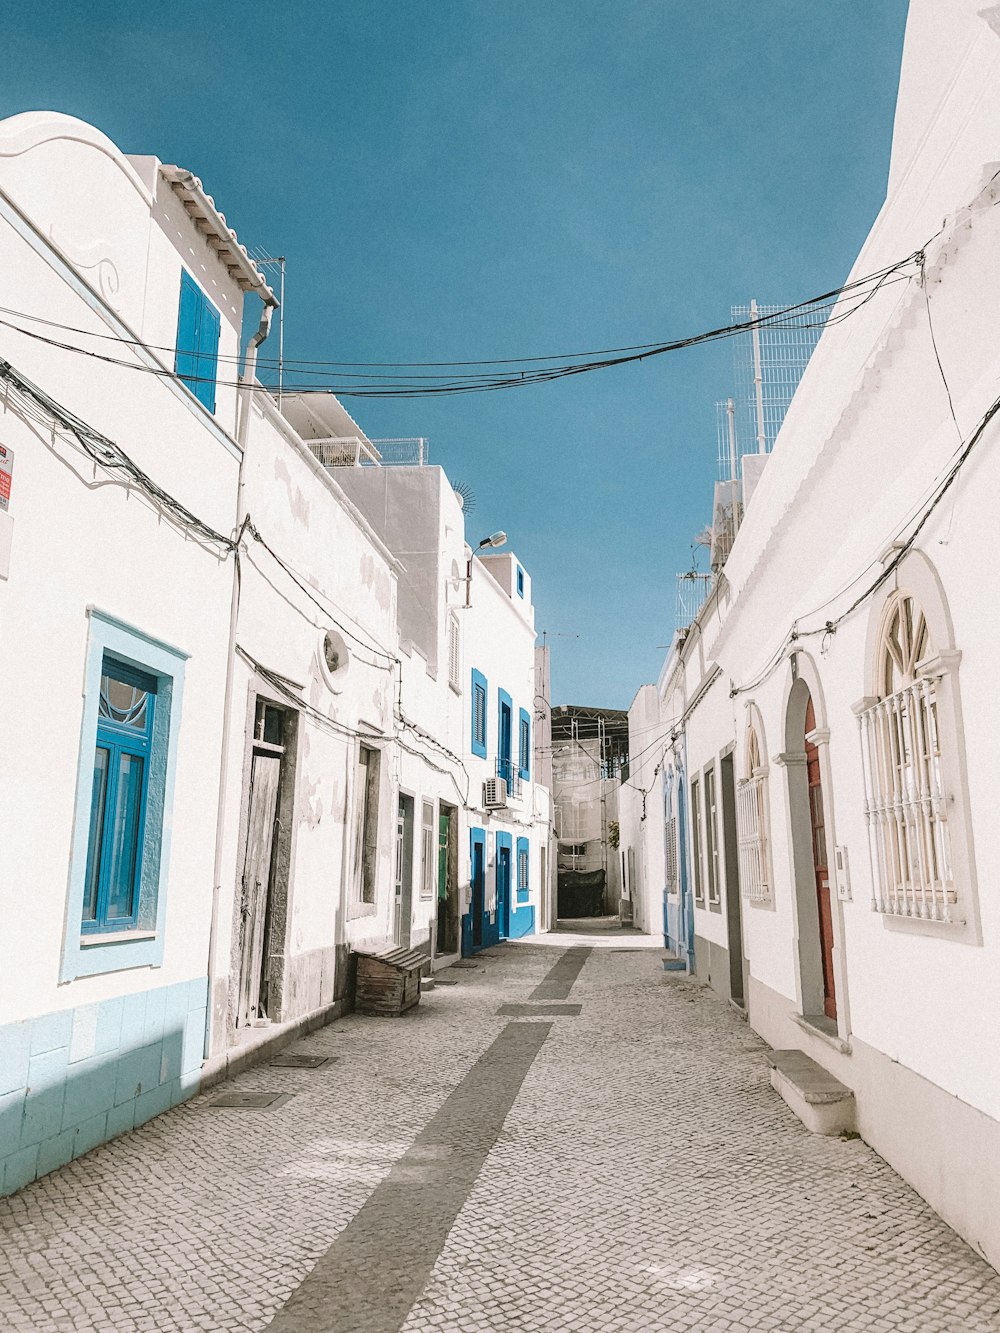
[0,444,12,512]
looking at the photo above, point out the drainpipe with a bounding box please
[204,298,275,1059]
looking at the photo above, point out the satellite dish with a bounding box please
[452,480,477,515]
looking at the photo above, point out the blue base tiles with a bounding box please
[106,1098,136,1140]
[3,1144,39,1195]
[1,976,209,1195]
[0,1022,31,1097]
[36,1128,76,1177]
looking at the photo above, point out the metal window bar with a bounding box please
[859,680,954,921]
[665,812,678,895]
[497,757,522,800]
[676,573,713,632]
[736,775,770,903]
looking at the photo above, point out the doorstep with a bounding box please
[766,1048,856,1136]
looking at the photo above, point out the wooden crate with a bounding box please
[353,947,426,1016]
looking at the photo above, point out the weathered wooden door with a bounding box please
[394,795,414,948]
[805,698,836,1020]
[237,753,281,1027]
[471,837,485,947]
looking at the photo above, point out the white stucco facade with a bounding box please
[618,0,1000,1269]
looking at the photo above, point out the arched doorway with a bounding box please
[785,676,837,1025]
[805,697,836,1020]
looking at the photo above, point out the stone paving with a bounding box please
[2,934,999,1332]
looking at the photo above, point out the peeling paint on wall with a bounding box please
[273,455,311,526]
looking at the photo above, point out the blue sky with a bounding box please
[3,1,908,707]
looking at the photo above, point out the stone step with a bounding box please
[766,1048,856,1136]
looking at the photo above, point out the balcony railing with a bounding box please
[497,757,522,800]
[306,437,429,470]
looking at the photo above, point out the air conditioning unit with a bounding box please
[483,777,508,809]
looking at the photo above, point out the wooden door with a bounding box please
[805,698,836,1020]
[237,753,281,1027]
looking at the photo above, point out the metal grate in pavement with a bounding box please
[208,1091,293,1109]
[268,1054,334,1069]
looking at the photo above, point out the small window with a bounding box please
[516,836,530,901]
[516,566,525,598]
[518,708,531,781]
[82,660,157,933]
[471,669,488,758]
[353,746,380,904]
[420,800,436,900]
[175,270,221,413]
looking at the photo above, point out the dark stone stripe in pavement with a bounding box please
[264,1021,553,1333]
[528,946,591,1001]
[496,1003,582,1017]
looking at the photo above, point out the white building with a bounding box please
[621,0,1000,1270]
[0,111,552,1197]
[0,112,266,1193]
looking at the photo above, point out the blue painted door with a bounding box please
[498,694,513,790]
[471,837,485,948]
[497,845,511,940]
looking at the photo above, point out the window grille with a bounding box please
[518,848,529,891]
[859,593,956,921]
[736,726,771,904]
[665,810,678,894]
[736,775,770,903]
[858,679,954,920]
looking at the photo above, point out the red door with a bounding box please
[805,697,836,1021]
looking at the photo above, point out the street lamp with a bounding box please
[465,531,507,607]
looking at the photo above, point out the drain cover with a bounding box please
[209,1091,291,1109]
[451,961,480,970]
[269,1054,333,1069]
[435,976,459,986]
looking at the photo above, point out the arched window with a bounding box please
[858,591,954,920]
[736,720,771,904]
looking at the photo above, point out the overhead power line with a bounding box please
[0,253,919,400]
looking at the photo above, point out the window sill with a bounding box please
[81,929,158,948]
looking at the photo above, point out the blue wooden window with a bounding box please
[498,689,513,787]
[81,659,157,933]
[518,707,531,781]
[471,669,488,758]
[516,836,530,902]
[516,566,524,598]
[175,270,221,413]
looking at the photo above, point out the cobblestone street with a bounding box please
[2,935,999,1333]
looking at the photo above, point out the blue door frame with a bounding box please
[468,827,486,952]
[495,830,512,942]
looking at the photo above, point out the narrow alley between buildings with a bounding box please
[2,929,998,1333]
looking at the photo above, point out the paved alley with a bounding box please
[2,938,999,1333]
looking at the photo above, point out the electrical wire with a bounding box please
[0,255,919,400]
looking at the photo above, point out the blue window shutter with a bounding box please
[175,271,201,388]
[516,836,529,901]
[516,567,524,597]
[518,708,531,781]
[175,271,221,413]
[196,297,221,413]
[471,669,488,758]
